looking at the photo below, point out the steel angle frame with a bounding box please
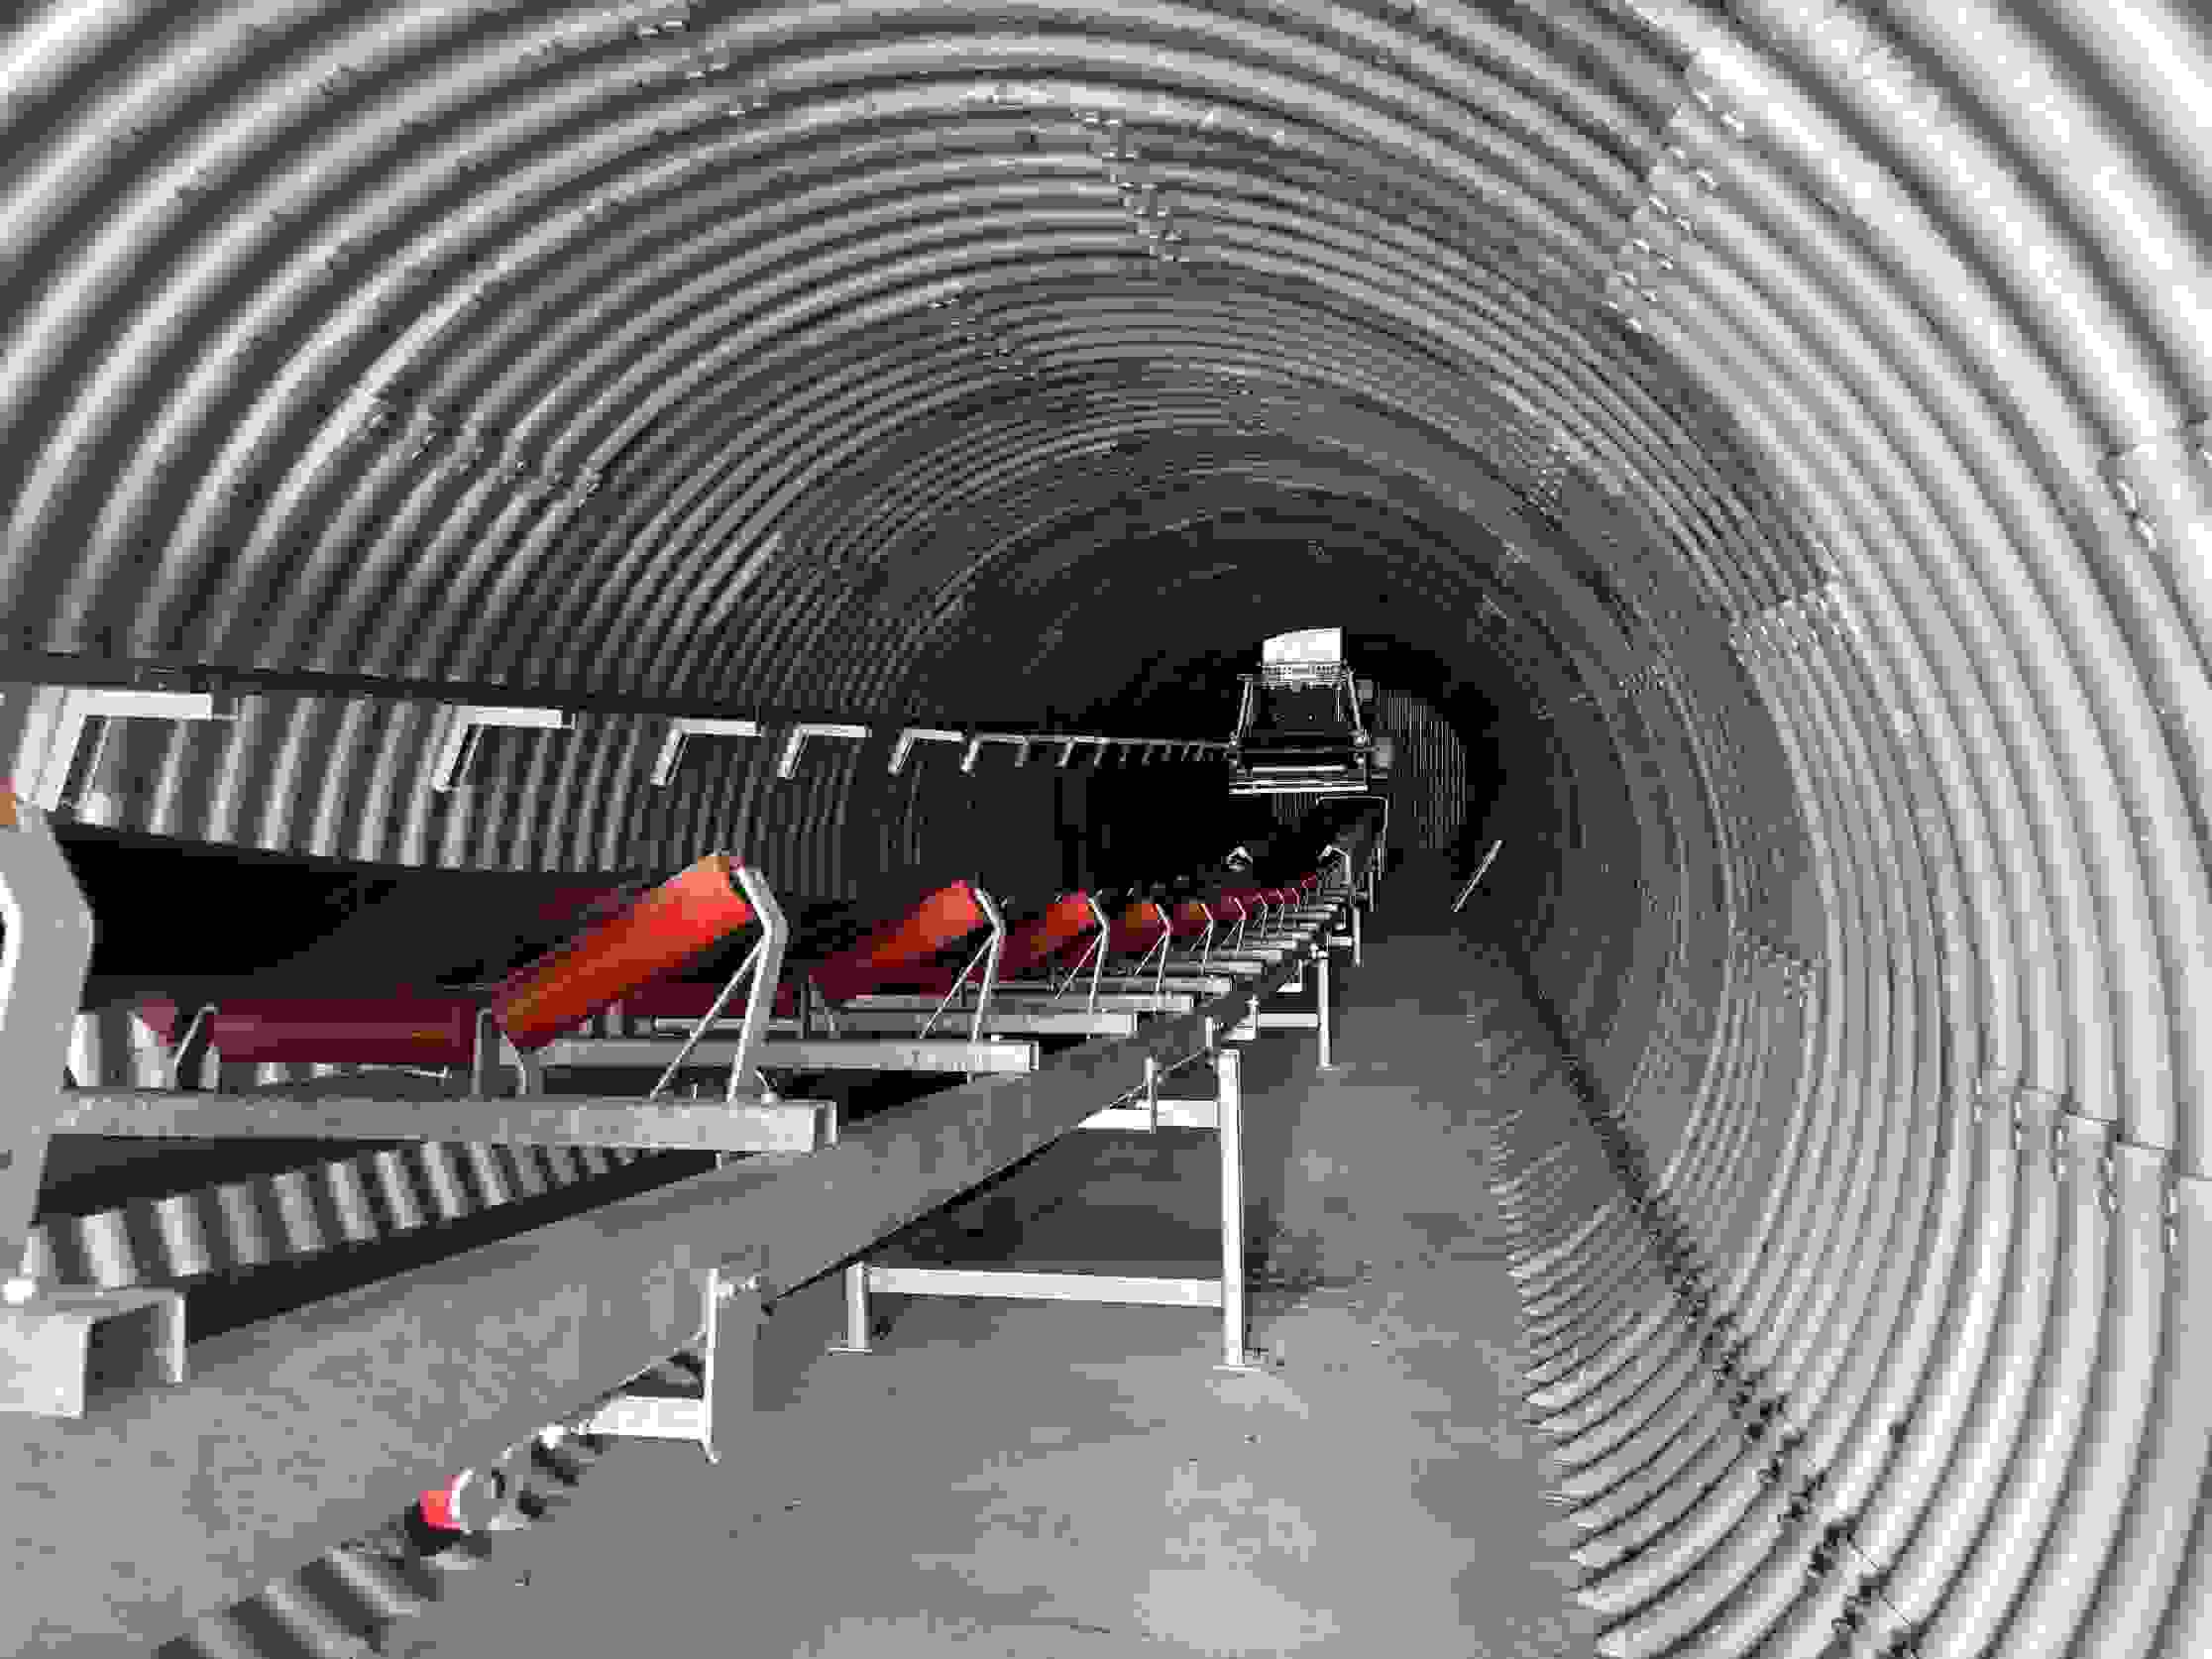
[47,1087,834,1153]
[831,1039,1259,1373]
[650,717,762,786]
[845,990,1200,1018]
[1050,892,1116,1010]
[543,1034,1039,1075]
[592,863,790,1106]
[913,883,1006,1043]
[1,937,1310,1657]
[55,864,798,1152]
[999,973,1238,1001]
[598,883,1015,1070]
[1095,899,1175,1002]
[646,1009,1142,1041]
[792,1008,1138,1040]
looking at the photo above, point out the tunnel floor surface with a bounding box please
[381,856,1586,1658]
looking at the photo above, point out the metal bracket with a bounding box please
[169,1003,218,1091]
[0,1282,186,1418]
[917,883,1005,1043]
[431,704,571,792]
[651,717,761,786]
[1223,893,1250,952]
[1132,901,1173,1001]
[1051,893,1113,1010]
[971,732,1034,767]
[644,863,788,1102]
[1323,844,1352,896]
[889,727,964,776]
[26,687,238,811]
[1183,901,1217,969]
[777,722,870,779]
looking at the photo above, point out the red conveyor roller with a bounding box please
[492,855,758,1051]
[614,879,991,1017]
[806,881,991,1004]
[191,996,484,1066]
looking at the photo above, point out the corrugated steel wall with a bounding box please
[3,1,2210,1656]
[1260,684,1468,852]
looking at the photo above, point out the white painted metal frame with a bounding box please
[430,704,571,792]
[30,687,238,811]
[651,718,762,786]
[776,721,871,778]
[830,1040,1258,1372]
[544,1034,1038,1074]
[889,727,965,776]
[578,1266,769,1465]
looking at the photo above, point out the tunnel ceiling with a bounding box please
[0,0,1835,732]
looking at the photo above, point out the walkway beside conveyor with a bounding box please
[369,856,1602,1658]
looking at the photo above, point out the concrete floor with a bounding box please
[385,860,1589,1657]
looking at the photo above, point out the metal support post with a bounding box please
[1316,948,1335,1071]
[699,1271,768,1466]
[1216,1046,1253,1373]
[169,1005,217,1092]
[833,1263,872,1354]
[1,784,189,1420]
[579,1267,767,1466]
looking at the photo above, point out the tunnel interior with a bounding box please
[4,0,2212,1656]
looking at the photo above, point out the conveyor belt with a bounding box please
[7,832,1367,1657]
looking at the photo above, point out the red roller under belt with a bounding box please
[495,855,760,1050]
[618,880,992,1018]
[135,994,487,1066]
[133,856,760,1065]
[848,891,1102,996]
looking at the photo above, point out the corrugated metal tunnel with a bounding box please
[3,1,2210,1655]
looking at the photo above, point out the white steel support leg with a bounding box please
[831,1261,871,1354]
[1351,898,1363,966]
[1316,949,1334,1071]
[1216,1047,1253,1373]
